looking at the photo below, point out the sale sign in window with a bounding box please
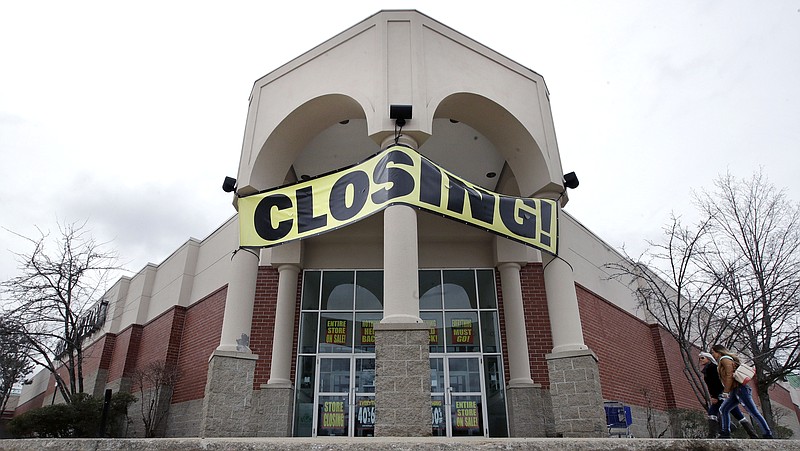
[451,318,474,344]
[454,400,479,429]
[325,319,348,345]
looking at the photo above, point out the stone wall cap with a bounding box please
[545,349,599,362]
[0,438,795,450]
[210,350,259,360]
[374,322,430,331]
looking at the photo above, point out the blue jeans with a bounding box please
[719,384,772,437]
[708,398,745,422]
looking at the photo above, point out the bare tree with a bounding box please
[606,214,727,411]
[695,170,800,427]
[133,361,178,437]
[0,319,33,414]
[0,221,119,404]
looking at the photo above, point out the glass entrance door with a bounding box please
[430,356,487,437]
[315,356,375,437]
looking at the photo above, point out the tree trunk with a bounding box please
[755,382,775,428]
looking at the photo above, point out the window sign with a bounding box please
[325,319,348,345]
[359,319,375,345]
[450,318,474,345]
[454,399,479,429]
[356,398,375,432]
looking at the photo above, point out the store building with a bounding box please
[14,10,800,439]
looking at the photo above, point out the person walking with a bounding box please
[711,344,774,439]
[698,351,758,438]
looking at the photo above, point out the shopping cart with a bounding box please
[604,401,633,437]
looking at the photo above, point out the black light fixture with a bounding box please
[222,176,237,193]
[563,172,579,189]
[390,104,412,127]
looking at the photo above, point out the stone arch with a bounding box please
[430,92,558,198]
[246,93,370,193]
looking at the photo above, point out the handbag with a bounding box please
[734,362,756,384]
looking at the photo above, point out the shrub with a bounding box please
[667,408,707,438]
[9,391,136,438]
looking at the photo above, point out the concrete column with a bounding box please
[267,264,300,387]
[374,135,429,437]
[542,252,588,354]
[380,134,422,324]
[535,194,604,437]
[382,204,422,323]
[497,262,533,387]
[217,247,260,353]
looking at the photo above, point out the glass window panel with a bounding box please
[354,358,375,393]
[301,271,321,310]
[445,312,480,353]
[448,357,482,393]
[484,356,508,437]
[421,312,444,354]
[292,356,316,437]
[355,271,383,311]
[443,270,477,309]
[321,271,355,310]
[317,395,349,436]
[477,269,497,309]
[419,270,442,310]
[447,357,482,393]
[318,312,353,353]
[318,358,351,393]
[480,311,500,353]
[355,313,380,353]
[429,358,445,393]
[298,312,319,354]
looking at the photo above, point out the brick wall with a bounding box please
[250,268,303,389]
[251,267,279,388]
[12,386,49,415]
[171,287,226,404]
[520,264,554,386]
[106,325,143,384]
[80,335,112,379]
[132,306,186,391]
[577,284,672,410]
[500,264,554,388]
[576,284,709,413]
[652,325,698,410]
[767,383,800,428]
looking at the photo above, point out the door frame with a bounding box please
[430,353,488,437]
[313,354,376,437]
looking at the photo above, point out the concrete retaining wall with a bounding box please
[0,437,795,451]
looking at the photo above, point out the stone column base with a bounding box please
[374,323,431,437]
[506,384,555,437]
[251,385,294,436]
[200,351,258,437]
[546,349,606,438]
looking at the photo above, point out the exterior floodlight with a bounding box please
[563,172,579,189]
[390,104,412,127]
[222,176,237,193]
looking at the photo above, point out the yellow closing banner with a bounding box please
[238,145,558,255]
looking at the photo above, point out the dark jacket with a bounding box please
[702,362,724,398]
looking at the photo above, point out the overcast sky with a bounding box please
[1,1,799,283]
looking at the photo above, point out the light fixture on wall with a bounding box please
[390,104,412,127]
[563,172,579,189]
[222,176,237,193]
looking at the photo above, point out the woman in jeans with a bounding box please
[711,344,774,439]
[698,352,758,438]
